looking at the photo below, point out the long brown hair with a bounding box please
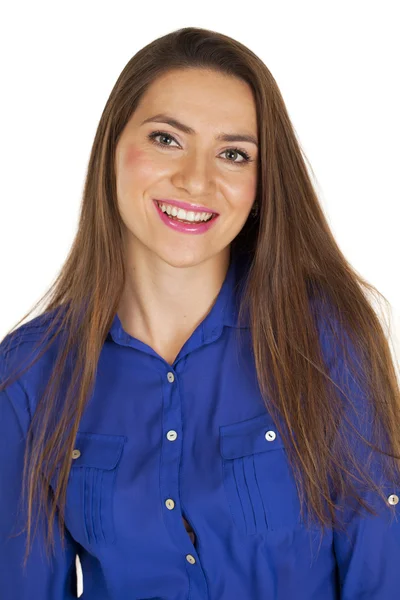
[1,26,400,570]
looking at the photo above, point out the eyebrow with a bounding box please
[141,113,258,147]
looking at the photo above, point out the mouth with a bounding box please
[154,200,218,223]
[153,199,219,234]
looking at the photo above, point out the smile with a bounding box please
[153,199,219,235]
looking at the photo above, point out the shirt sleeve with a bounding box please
[333,490,400,598]
[0,377,81,599]
[320,315,400,597]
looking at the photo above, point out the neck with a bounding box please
[117,240,231,363]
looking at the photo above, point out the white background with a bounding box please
[1,1,399,596]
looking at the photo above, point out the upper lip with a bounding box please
[154,198,218,215]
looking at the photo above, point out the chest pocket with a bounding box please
[220,413,302,536]
[49,431,127,547]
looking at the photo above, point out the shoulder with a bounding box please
[0,305,68,368]
[1,307,65,354]
[0,307,68,433]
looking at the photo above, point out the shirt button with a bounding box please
[186,554,196,564]
[165,499,175,510]
[71,449,81,459]
[166,430,178,441]
[167,372,175,383]
[265,430,276,442]
[388,494,399,506]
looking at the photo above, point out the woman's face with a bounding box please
[115,68,258,268]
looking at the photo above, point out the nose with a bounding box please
[171,149,215,197]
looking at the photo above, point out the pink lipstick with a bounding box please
[154,198,218,214]
[153,199,219,235]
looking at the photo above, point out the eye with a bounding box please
[147,131,253,166]
[148,131,179,148]
[221,148,251,165]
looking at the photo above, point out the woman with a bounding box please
[1,26,400,599]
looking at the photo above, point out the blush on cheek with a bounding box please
[124,145,157,179]
[124,145,144,166]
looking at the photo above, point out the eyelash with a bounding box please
[147,130,252,166]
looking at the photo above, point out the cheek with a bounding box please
[123,146,155,180]
[245,175,258,201]
[118,145,166,193]
[225,173,258,212]
[125,146,143,165]
[116,145,165,220]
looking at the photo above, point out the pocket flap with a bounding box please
[220,413,284,459]
[70,432,126,470]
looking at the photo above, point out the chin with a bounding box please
[154,246,212,270]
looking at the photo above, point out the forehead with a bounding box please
[134,68,257,131]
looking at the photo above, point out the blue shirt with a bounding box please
[1,250,400,599]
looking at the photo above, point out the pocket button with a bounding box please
[265,430,276,442]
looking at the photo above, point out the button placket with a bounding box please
[163,371,180,533]
[162,368,200,565]
[165,373,177,443]
[165,373,178,516]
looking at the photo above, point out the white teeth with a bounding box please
[157,201,214,222]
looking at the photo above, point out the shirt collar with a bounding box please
[107,248,250,347]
